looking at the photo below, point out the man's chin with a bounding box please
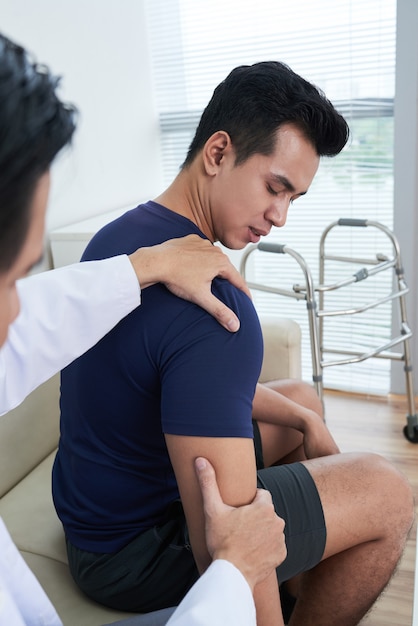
[219,237,249,251]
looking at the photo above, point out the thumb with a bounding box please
[194,457,224,515]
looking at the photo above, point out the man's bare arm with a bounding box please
[128,235,251,332]
[166,434,284,626]
[253,383,340,458]
[194,456,287,592]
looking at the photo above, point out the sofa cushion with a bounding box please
[0,451,66,562]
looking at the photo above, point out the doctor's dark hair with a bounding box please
[0,33,76,271]
[182,61,349,167]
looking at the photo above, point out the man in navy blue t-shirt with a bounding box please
[53,61,413,625]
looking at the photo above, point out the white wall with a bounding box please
[0,0,163,240]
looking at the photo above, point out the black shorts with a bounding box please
[253,420,327,582]
[66,426,326,613]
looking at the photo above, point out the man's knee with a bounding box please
[341,452,414,543]
[367,452,414,534]
[307,451,414,546]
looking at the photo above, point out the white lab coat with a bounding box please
[0,256,140,415]
[0,257,256,626]
[166,560,255,626]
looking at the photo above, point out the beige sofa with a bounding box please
[0,315,301,626]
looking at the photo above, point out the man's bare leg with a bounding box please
[288,452,414,626]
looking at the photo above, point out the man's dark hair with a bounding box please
[183,61,349,168]
[0,33,76,271]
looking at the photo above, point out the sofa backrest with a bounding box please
[0,374,60,498]
[258,316,302,383]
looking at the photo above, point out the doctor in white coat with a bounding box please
[0,32,286,626]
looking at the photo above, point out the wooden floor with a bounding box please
[323,390,418,626]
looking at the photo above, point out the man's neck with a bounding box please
[153,166,215,242]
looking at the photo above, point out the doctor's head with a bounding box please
[0,33,76,346]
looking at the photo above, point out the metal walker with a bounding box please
[240,218,418,442]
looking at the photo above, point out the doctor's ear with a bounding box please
[203,131,232,175]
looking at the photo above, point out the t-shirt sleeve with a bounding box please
[159,279,263,438]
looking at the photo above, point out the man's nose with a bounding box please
[266,199,289,228]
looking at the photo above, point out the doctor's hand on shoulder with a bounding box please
[128,235,251,333]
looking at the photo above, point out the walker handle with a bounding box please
[257,242,287,254]
[338,218,368,227]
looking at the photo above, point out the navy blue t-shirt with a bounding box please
[52,201,263,552]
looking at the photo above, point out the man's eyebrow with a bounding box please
[270,173,296,193]
[270,173,308,197]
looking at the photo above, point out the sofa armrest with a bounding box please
[258,316,302,383]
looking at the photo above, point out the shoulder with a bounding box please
[82,202,205,261]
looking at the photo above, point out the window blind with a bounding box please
[144,0,396,394]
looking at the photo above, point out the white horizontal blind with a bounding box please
[144,0,396,394]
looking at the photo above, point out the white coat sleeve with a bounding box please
[0,255,141,415]
[0,517,63,626]
[166,560,256,626]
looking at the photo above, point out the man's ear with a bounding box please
[203,131,232,176]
